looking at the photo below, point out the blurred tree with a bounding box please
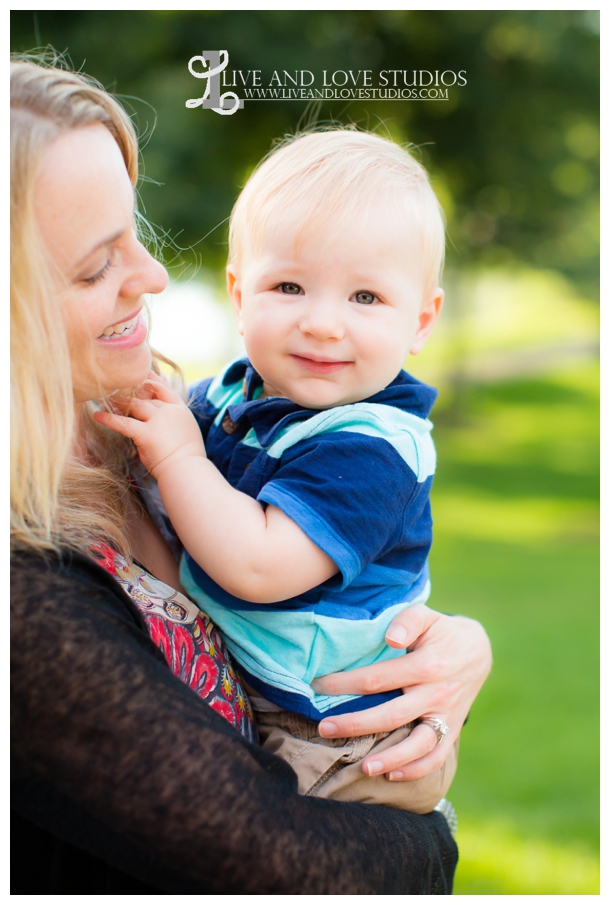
[11,10,599,295]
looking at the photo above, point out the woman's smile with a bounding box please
[97,310,147,346]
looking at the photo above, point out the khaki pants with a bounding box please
[257,709,458,814]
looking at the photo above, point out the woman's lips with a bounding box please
[290,354,352,374]
[96,312,147,348]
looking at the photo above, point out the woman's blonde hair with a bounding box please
[228,128,446,298]
[11,55,159,558]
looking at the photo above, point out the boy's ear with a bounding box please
[226,264,244,335]
[409,288,444,356]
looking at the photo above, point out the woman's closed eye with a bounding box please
[353,290,378,305]
[82,259,114,285]
[277,282,303,295]
[78,245,120,286]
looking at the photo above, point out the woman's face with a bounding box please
[34,124,168,403]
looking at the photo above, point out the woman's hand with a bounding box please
[312,605,492,781]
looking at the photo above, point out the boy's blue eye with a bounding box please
[354,291,376,305]
[279,282,302,295]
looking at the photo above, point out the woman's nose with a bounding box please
[299,300,346,341]
[119,236,169,299]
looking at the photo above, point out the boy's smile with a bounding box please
[227,198,443,409]
[289,353,352,375]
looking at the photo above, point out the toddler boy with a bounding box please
[101,129,456,813]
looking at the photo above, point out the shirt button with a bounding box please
[222,413,240,434]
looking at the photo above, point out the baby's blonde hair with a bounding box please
[229,128,445,298]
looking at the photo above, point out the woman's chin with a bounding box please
[109,345,153,393]
[117,351,154,394]
[75,344,154,403]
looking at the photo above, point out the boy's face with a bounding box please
[227,199,443,409]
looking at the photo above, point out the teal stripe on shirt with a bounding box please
[181,558,430,714]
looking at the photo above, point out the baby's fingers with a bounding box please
[142,371,182,403]
[94,409,145,441]
[111,397,157,420]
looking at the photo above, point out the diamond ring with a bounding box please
[419,717,450,745]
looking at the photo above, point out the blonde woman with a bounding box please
[10,57,491,894]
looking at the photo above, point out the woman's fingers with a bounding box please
[316,613,491,701]
[384,603,441,649]
[383,730,454,782]
[314,645,434,698]
[313,605,443,698]
[361,722,442,778]
[313,611,490,783]
[318,687,432,738]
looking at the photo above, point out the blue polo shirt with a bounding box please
[181,358,437,720]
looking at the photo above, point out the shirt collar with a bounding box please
[226,358,437,447]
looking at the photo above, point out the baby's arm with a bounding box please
[95,374,338,603]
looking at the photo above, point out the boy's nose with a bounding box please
[298,300,346,341]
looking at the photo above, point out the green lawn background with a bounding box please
[430,362,599,894]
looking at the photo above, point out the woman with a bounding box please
[11,58,491,894]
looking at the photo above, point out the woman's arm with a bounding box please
[11,552,457,895]
[314,604,492,780]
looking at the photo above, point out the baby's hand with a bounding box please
[94,372,205,479]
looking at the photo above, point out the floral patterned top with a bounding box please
[90,460,257,744]
[91,542,257,743]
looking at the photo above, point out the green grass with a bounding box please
[453,821,599,894]
[428,363,599,894]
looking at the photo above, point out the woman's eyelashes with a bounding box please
[81,249,118,286]
[82,260,114,285]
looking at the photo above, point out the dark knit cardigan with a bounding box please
[11,550,457,894]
